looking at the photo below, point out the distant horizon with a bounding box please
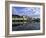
[12,7,40,18]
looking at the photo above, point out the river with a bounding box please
[12,22,40,31]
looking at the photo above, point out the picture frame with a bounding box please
[5,1,45,37]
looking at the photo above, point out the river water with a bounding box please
[12,22,40,31]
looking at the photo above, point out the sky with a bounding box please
[12,7,40,17]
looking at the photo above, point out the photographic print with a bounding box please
[9,4,43,34]
[12,7,40,31]
[5,1,45,37]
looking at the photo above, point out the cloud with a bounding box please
[12,7,40,17]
